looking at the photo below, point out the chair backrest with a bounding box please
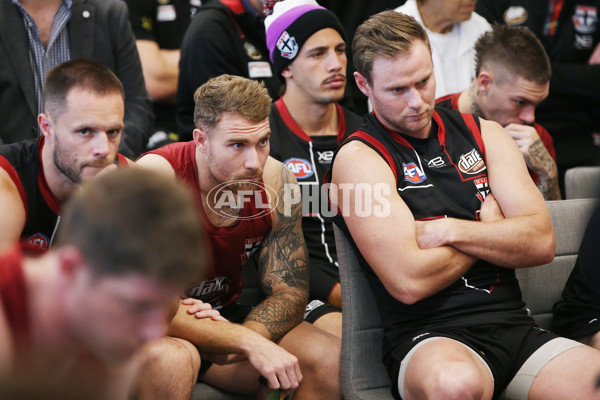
[516,199,597,329]
[335,225,394,400]
[564,166,600,199]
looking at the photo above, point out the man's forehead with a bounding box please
[214,112,270,137]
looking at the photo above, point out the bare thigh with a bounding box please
[529,344,600,400]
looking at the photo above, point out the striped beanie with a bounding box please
[264,0,345,75]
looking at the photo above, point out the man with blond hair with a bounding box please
[136,74,341,400]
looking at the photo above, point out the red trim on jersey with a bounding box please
[116,153,129,167]
[435,92,461,110]
[433,110,446,145]
[37,137,61,215]
[220,0,245,14]
[462,113,486,159]
[274,98,347,144]
[0,155,27,220]
[347,130,398,181]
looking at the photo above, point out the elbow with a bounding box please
[528,228,555,266]
[386,281,427,305]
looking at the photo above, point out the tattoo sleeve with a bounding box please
[245,165,309,341]
[527,139,561,200]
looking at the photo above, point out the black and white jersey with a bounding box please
[332,107,533,357]
[269,98,363,301]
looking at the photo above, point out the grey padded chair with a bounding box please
[334,224,394,400]
[334,198,597,400]
[564,166,600,199]
[516,198,597,329]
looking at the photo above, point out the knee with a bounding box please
[301,333,341,374]
[142,336,201,378]
[427,362,488,400]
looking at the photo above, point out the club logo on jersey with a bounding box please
[241,237,264,263]
[458,149,486,175]
[402,162,427,184]
[573,6,598,34]
[277,31,298,60]
[284,158,314,179]
[474,177,490,202]
[426,156,446,169]
[187,276,231,304]
[23,233,49,250]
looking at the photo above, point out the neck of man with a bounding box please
[459,82,486,118]
[18,0,63,47]
[41,141,78,206]
[281,90,340,137]
[417,3,455,34]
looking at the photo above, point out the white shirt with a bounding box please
[395,0,491,98]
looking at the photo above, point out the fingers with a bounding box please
[180,298,226,321]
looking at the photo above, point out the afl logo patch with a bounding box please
[277,31,298,60]
[458,149,486,175]
[402,162,426,184]
[284,158,314,179]
[24,233,50,250]
[503,6,528,25]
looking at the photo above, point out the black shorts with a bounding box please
[386,324,559,399]
[303,299,341,324]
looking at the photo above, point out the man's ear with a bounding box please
[57,246,85,280]
[281,64,293,80]
[477,71,494,94]
[354,71,371,97]
[193,128,209,153]
[38,114,53,138]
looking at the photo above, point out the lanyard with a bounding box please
[544,0,565,36]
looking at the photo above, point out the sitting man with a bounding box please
[0,59,132,252]
[436,24,560,199]
[330,10,600,400]
[136,74,341,400]
[553,199,600,349]
[0,168,207,400]
[264,0,364,337]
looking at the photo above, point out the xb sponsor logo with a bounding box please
[207,180,278,220]
[426,156,446,169]
[403,162,426,183]
[317,150,334,164]
[284,157,314,179]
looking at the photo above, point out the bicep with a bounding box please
[0,171,26,252]
[331,144,422,289]
[257,161,308,297]
[481,119,547,218]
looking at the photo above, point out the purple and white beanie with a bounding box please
[264,0,346,75]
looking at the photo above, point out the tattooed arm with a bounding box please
[244,158,309,342]
[504,123,561,200]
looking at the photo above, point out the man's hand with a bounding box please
[479,193,504,222]
[415,218,450,249]
[181,298,227,321]
[243,336,302,392]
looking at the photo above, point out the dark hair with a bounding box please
[352,11,430,84]
[193,74,271,131]
[55,168,207,287]
[43,59,125,120]
[474,24,551,84]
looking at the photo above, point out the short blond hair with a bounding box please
[193,74,272,131]
[352,11,430,84]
